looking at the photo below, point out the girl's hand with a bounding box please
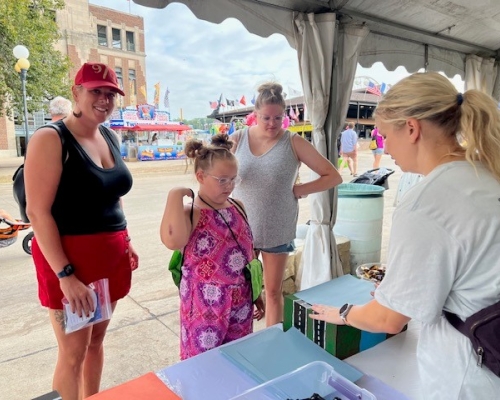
[253,295,265,321]
[170,187,195,199]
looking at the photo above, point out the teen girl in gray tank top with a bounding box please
[233,128,300,249]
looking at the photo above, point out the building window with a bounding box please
[115,67,123,90]
[112,28,121,49]
[97,25,107,46]
[115,67,124,108]
[129,69,137,96]
[126,31,135,52]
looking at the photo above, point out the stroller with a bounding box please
[0,210,34,255]
[350,167,395,189]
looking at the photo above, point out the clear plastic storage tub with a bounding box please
[230,361,376,400]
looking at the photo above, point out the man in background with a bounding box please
[49,96,72,121]
[339,122,359,176]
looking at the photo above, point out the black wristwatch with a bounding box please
[339,303,354,326]
[57,264,75,279]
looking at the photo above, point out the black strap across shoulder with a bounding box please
[12,121,68,222]
[198,194,250,267]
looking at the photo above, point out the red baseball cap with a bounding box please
[74,62,125,96]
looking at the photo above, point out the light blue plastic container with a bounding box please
[333,183,385,274]
[230,361,376,399]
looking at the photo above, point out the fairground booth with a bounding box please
[106,105,196,161]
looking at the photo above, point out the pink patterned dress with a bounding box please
[179,205,254,360]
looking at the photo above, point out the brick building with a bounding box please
[0,0,147,157]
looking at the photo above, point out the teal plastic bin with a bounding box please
[334,183,385,274]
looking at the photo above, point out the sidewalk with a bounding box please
[0,148,401,399]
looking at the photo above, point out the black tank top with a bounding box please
[51,120,133,235]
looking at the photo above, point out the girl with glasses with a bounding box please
[160,134,264,360]
[231,82,342,327]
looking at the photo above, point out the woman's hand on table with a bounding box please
[310,304,343,325]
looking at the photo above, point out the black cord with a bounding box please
[197,194,250,266]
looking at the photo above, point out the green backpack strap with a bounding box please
[168,189,195,288]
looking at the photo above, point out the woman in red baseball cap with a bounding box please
[24,62,138,399]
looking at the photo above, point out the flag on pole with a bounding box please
[226,98,235,107]
[366,81,382,96]
[129,80,136,106]
[139,85,147,101]
[163,87,170,109]
[250,94,256,105]
[289,106,296,120]
[209,101,218,109]
[240,95,246,106]
[380,82,389,94]
[153,82,160,109]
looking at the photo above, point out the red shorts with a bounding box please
[33,230,132,309]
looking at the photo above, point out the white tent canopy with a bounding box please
[133,0,500,82]
[134,0,500,288]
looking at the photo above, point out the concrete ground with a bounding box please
[0,143,402,399]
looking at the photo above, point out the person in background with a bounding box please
[370,125,385,169]
[49,96,73,122]
[310,72,500,398]
[24,62,138,400]
[160,134,264,360]
[231,82,342,327]
[339,122,358,176]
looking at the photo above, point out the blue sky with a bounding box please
[89,0,464,120]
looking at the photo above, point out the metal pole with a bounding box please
[20,69,29,147]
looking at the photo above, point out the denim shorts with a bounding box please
[258,241,296,254]
[372,148,384,155]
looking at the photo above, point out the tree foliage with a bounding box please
[0,0,71,118]
[178,117,218,130]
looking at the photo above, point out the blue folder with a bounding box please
[219,326,363,383]
[296,274,375,306]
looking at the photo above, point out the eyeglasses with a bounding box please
[258,114,284,123]
[207,174,242,187]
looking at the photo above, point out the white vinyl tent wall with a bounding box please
[134,0,500,288]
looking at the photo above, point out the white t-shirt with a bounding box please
[376,161,500,399]
[393,172,424,206]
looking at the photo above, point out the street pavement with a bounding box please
[0,145,402,399]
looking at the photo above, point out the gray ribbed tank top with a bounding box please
[233,128,300,248]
